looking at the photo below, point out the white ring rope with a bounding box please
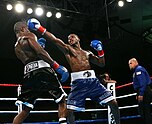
[0,92,137,101]
[0,98,17,100]
[0,96,141,114]
[0,85,151,115]
[0,92,140,114]
[116,93,137,99]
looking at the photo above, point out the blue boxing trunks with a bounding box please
[67,70,114,111]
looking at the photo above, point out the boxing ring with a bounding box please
[0,82,147,124]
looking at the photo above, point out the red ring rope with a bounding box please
[0,83,71,89]
[0,82,133,89]
[0,84,20,87]
[116,82,133,89]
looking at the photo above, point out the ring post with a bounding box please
[107,83,116,124]
[17,85,22,113]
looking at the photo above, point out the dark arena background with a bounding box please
[0,0,152,123]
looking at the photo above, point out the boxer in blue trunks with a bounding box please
[27,18,121,124]
[13,21,69,124]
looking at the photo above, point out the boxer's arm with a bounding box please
[27,34,54,65]
[88,51,105,67]
[20,32,38,42]
[44,30,68,53]
[37,37,69,83]
[89,40,105,67]
[27,18,68,54]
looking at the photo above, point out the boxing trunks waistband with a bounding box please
[24,60,50,75]
[71,70,96,82]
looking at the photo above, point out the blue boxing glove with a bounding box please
[51,61,69,83]
[90,40,104,57]
[27,18,46,35]
[37,38,46,48]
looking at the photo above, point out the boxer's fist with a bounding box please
[90,40,104,57]
[37,38,46,48]
[27,18,46,35]
[90,40,103,51]
[51,61,69,83]
[56,65,69,83]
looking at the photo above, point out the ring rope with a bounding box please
[116,82,133,89]
[0,81,145,122]
[0,92,137,101]
[0,82,134,89]
[116,93,137,99]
